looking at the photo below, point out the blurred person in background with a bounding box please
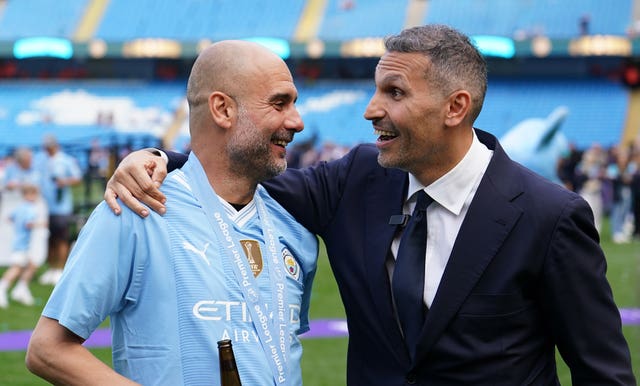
[607,144,635,244]
[27,40,317,386]
[0,184,45,307]
[575,142,607,234]
[36,135,82,286]
[628,140,640,240]
[556,141,583,192]
[106,25,635,385]
[86,138,111,194]
[0,147,49,275]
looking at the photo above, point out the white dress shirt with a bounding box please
[388,130,494,307]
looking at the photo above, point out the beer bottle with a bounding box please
[217,339,242,386]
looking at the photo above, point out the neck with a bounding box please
[212,176,257,206]
[194,148,258,206]
[412,128,474,186]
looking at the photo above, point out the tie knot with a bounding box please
[414,190,433,212]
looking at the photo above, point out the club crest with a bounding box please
[282,247,300,280]
[240,239,263,277]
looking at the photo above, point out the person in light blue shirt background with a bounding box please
[0,147,48,268]
[35,135,82,285]
[0,184,43,308]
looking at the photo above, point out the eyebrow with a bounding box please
[269,92,297,103]
[378,74,404,86]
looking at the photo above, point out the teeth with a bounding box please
[374,129,397,137]
[273,140,288,146]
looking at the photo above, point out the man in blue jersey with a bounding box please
[26,40,318,386]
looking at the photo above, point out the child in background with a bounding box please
[0,184,46,307]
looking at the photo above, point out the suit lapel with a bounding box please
[364,167,409,363]
[414,137,524,365]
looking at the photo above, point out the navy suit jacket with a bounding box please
[167,129,635,385]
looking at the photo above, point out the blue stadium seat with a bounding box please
[425,0,632,38]
[0,0,87,39]
[95,0,305,41]
[317,0,409,40]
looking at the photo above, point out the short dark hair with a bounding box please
[384,24,487,123]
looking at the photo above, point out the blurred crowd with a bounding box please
[0,135,83,309]
[558,140,640,244]
[286,135,351,169]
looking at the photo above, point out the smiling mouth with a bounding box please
[374,129,398,141]
[272,139,289,148]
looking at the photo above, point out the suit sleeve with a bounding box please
[542,195,635,385]
[165,150,188,172]
[261,145,366,234]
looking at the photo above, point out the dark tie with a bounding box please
[393,190,433,349]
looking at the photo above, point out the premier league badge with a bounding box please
[282,247,300,280]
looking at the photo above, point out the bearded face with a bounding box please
[226,105,290,182]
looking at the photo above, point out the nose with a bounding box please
[285,106,304,133]
[363,92,382,122]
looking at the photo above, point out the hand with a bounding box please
[104,149,168,217]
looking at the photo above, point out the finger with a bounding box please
[112,181,150,218]
[132,166,166,214]
[150,166,168,196]
[147,161,168,204]
[104,187,123,216]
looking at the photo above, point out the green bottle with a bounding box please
[217,339,242,386]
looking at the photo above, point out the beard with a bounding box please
[226,106,287,182]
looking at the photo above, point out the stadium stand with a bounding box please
[0,76,631,161]
[0,0,636,163]
[0,0,87,39]
[317,0,410,40]
[95,0,306,41]
[0,80,182,166]
[0,0,635,41]
[424,0,633,38]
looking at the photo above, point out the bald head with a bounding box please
[186,40,287,110]
[183,40,303,199]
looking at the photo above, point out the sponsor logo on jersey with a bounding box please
[192,299,301,324]
[240,239,263,277]
[282,247,300,280]
[182,241,210,265]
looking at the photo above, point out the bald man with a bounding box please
[26,41,318,386]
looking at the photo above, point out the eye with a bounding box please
[389,88,403,98]
[273,100,286,111]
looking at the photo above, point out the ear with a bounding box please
[208,91,236,130]
[444,90,471,127]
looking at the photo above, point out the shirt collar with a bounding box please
[407,130,493,215]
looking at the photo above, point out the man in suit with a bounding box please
[105,25,636,385]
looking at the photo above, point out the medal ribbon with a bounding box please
[184,153,290,385]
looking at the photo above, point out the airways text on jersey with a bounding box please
[192,299,301,345]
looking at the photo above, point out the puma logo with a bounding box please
[183,241,210,265]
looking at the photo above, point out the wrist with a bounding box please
[145,148,168,164]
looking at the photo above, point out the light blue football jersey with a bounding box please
[43,153,318,386]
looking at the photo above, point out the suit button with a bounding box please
[406,372,417,384]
